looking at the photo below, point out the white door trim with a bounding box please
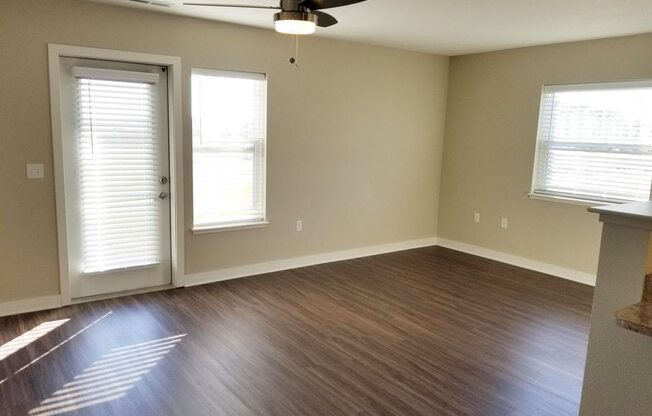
[48,44,185,306]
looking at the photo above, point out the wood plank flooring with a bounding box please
[0,247,594,416]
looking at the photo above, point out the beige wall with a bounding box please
[438,33,652,281]
[0,0,449,303]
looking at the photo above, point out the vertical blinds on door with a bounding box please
[74,67,162,273]
[191,68,267,229]
[533,81,652,203]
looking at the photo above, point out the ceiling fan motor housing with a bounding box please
[281,0,303,11]
[183,0,364,31]
[274,11,318,25]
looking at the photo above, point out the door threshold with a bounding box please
[71,284,178,305]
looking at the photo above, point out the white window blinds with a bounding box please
[191,68,267,229]
[533,82,652,203]
[75,68,162,273]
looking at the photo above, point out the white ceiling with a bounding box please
[89,0,652,55]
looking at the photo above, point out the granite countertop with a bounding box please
[616,302,652,337]
[615,274,652,337]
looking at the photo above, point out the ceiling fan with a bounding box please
[183,0,367,35]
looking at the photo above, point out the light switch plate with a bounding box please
[26,163,44,179]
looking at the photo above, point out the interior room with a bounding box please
[1,0,652,415]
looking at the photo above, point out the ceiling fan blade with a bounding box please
[183,3,281,9]
[299,0,365,10]
[313,11,337,27]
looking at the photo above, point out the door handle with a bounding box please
[158,192,169,200]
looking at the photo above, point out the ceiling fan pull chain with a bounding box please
[295,35,300,69]
[289,34,295,64]
[289,34,300,69]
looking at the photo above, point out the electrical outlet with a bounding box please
[296,220,303,232]
[501,217,508,229]
[473,213,480,223]
[26,163,44,179]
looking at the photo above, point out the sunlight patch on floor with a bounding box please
[15,312,112,375]
[0,319,70,361]
[28,334,185,416]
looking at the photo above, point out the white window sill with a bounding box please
[192,221,269,234]
[527,192,616,207]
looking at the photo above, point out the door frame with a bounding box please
[48,44,185,305]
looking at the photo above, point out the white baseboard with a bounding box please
[0,236,594,318]
[436,238,596,286]
[0,294,62,318]
[184,237,439,287]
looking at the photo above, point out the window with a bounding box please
[531,81,652,204]
[191,68,267,231]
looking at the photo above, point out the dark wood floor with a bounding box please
[0,247,594,416]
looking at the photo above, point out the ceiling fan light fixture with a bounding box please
[274,11,317,35]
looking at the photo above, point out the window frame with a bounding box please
[529,79,652,206]
[190,66,269,234]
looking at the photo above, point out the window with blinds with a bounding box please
[75,67,162,273]
[191,68,267,230]
[532,81,652,203]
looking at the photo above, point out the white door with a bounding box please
[58,57,172,299]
